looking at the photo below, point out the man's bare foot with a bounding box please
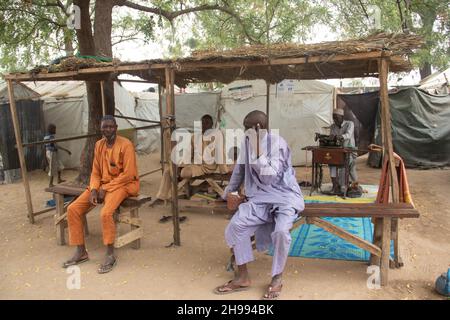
[262,274,283,300]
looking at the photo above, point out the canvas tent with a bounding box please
[25,81,160,168]
[418,67,450,95]
[131,90,162,153]
[220,79,335,165]
[161,91,221,129]
[0,82,43,182]
[339,87,450,168]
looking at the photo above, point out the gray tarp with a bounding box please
[369,88,450,168]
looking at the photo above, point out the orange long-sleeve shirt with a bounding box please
[89,135,139,194]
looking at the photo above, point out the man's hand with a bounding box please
[89,189,99,206]
[97,188,106,204]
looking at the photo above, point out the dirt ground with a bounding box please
[0,153,448,300]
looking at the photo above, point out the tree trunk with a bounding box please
[419,62,432,79]
[73,0,115,186]
[416,9,437,80]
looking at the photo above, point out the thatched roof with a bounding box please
[4,32,423,87]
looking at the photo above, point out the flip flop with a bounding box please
[62,256,89,268]
[159,216,187,223]
[97,256,117,274]
[262,284,283,300]
[213,280,250,295]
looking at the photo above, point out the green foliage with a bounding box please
[327,0,450,72]
[0,0,73,72]
[0,0,447,78]
[191,0,331,50]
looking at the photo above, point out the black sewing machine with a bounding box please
[315,133,344,147]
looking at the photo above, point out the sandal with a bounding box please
[262,284,283,300]
[97,255,117,274]
[62,255,89,268]
[213,280,250,295]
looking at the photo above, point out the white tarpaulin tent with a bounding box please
[220,79,335,165]
[131,91,161,153]
[161,92,221,129]
[25,81,159,168]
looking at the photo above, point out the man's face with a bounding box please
[101,120,117,140]
[202,117,213,132]
[333,114,344,127]
[243,117,254,132]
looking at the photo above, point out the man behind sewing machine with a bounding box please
[329,108,357,194]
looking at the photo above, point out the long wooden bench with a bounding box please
[45,183,151,249]
[179,199,419,286]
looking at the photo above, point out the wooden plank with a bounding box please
[45,185,85,196]
[205,178,225,197]
[181,200,419,217]
[118,215,142,227]
[120,195,152,207]
[7,80,34,223]
[33,207,56,216]
[380,217,392,286]
[114,228,144,248]
[55,194,66,245]
[309,217,382,257]
[305,203,415,209]
[391,218,403,268]
[5,71,79,80]
[302,208,419,218]
[100,81,106,116]
[292,216,306,230]
[130,209,140,249]
[370,218,383,266]
[179,51,385,71]
[55,212,68,226]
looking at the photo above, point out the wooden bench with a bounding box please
[45,184,151,249]
[179,200,419,286]
[178,172,232,198]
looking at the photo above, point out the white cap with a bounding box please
[333,108,344,116]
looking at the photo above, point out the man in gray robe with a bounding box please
[214,110,304,300]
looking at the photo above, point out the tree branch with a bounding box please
[0,7,66,27]
[119,1,260,44]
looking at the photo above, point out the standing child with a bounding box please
[44,124,71,187]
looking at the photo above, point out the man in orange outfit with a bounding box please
[62,115,139,273]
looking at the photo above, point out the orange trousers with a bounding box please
[67,187,132,246]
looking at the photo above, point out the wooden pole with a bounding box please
[158,84,164,169]
[165,67,181,246]
[266,81,270,129]
[100,81,106,116]
[139,167,162,178]
[7,80,34,223]
[379,57,399,203]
